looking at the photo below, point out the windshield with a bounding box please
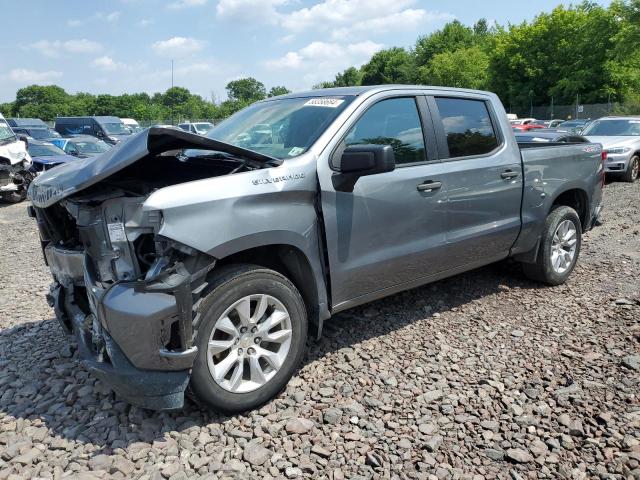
[102,122,130,135]
[76,140,111,154]
[583,119,640,136]
[0,121,16,144]
[27,128,55,140]
[193,123,214,135]
[29,143,66,157]
[205,96,354,159]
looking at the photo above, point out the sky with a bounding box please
[0,0,613,103]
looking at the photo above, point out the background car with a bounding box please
[27,139,78,172]
[547,119,565,128]
[512,123,546,132]
[583,116,640,182]
[177,122,215,135]
[556,119,591,133]
[8,118,60,140]
[55,116,131,145]
[514,130,590,144]
[50,135,112,158]
[11,126,61,141]
[122,118,142,133]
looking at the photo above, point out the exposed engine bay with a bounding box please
[28,128,283,409]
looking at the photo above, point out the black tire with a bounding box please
[1,191,25,203]
[622,155,639,183]
[522,206,582,285]
[189,264,307,413]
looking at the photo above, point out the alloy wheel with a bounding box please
[550,219,577,274]
[207,294,292,393]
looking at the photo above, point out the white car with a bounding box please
[0,113,33,202]
[584,116,640,182]
[178,122,215,135]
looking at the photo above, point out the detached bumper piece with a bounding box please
[48,249,211,410]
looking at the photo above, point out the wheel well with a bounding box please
[216,244,320,322]
[552,189,588,229]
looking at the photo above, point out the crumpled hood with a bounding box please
[0,139,30,166]
[28,127,279,208]
[31,154,77,165]
[585,136,640,150]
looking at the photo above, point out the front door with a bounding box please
[318,95,450,308]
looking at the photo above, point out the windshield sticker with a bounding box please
[304,98,345,108]
[107,223,127,243]
[288,147,304,156]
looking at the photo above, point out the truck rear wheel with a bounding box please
[189,264,307,413]
[522,206,582,285]
[622,155,639,183]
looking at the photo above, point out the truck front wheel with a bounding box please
[189,264,307,413]
[522,206,582,285]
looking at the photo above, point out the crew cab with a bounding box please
[28,86,604,412]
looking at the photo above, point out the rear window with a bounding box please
[435,98,499,158]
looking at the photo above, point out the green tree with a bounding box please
[415,20,475,66]
[417,46,489,89]
[333,67,362,87]
[268,86,291,97]
[14,85,71,120]
[226,78,266,103]
[360,48,415,85]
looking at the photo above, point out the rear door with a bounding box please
[318,94,450,308]
[428,95,523,267]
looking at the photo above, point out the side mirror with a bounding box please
[96,130,104,138]
[18,135,29,146]
[337,144,395,176]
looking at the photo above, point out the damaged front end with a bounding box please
[28,128,278,409]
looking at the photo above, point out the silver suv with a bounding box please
[583,116,640,182]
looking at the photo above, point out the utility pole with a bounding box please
[551,96,554,120]
[576,93,580,119]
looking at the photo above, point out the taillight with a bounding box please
[600,150,607,188]
[601,151,607,162]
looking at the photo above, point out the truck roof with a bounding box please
[269,85,495,101]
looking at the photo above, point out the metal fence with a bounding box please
[138,119,224,128]
[508,102,640,121]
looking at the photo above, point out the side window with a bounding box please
[65,143,78,155]
[344,97,426,165]
[435,97,499,158]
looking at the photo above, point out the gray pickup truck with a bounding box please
[28,86,604,412]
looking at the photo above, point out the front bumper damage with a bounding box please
[36,202,213,410]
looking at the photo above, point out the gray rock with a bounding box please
[285,417,314,434]
[243,443,271,466]
[622,355,640,371]
[505,448,533,463]
[424,435,443,453]
[420,389,444,403]
[323,408,342,425]
[485,448,505,461]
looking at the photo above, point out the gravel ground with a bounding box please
[0,181,638,480]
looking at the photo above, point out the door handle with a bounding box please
[417,180,442,192]
[500,170,519,179]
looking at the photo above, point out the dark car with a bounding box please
[8,118,61,140]
[54,116,132,145]
[51,135,112,158]
[556,119,591,134]
[514,130,590,144]
[11,126,61,141]
[27,139,78,172]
